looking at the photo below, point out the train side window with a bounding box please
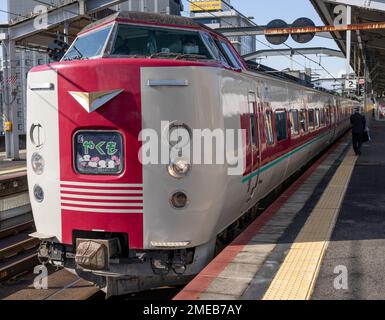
[300,109,308,132]
[308,109,315,129]
[289,110,299,136]
[217,40,243,69]
[249,100,257,145]
[326,107,331,125]
[320,109,326,126]
[275,110,287,141]
[201,33,229,66]
[315,109,320,128]
[265,110,274,145]
[331,108,336,124]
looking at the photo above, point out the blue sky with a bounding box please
[0,0,7,22]
[182,0,350,86]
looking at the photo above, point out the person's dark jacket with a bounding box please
[350,112,366,134]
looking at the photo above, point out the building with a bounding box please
[0,50,49,134]
[113,0,183,15]
[0,0,64,23]
[0,0,183,23]
[190,0,256,56]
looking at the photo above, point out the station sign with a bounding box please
[345,79,357,91]
[190,0,222,12]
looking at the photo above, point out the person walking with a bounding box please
[350,107,366,156]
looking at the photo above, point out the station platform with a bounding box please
[175,120,385,300]
[0,150,26,177]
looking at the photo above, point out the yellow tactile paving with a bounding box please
[263,149,357,300]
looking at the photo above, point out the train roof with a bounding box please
[78,12,356,102]
[80,11,205,34]
[246,60,359,101]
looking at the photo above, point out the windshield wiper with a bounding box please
[63,55,81,61]
[63,46,89,61]
[150,52,209,61]
[175,54,208,61]
[73,45,85,59]
[150,52,180,59]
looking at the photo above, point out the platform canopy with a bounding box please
[310,0,385,94]
[0,0,127,50]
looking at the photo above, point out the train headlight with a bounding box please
[31,152,45,175]
[168,159,191,178]
[33,184,44,203]
[170,191,188,209]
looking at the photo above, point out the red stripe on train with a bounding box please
[61,197,142,203]
[60,185,143,190]
[61,204,143,210]
[60,191,143,197]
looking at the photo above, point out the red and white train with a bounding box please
[27,12,357,296]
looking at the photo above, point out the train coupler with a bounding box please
[75,238,120,270]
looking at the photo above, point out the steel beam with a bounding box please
[1,39,20,160]
[243,47,345,61]
[7,3,80,41]
[311,78,345,82]
[346,5,352,78]
[217,21,385,38]
[6,0,126,41]
[216,25,333,39]
[264,21,385,35]
[323,0,385,11]
[310,0,346,59]
[86,0,126,12]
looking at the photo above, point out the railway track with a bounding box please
[0,220,34,240]
[0,172,28,198]
[0,172,40,287]
[0,221,38,283]
[0,220,101,300]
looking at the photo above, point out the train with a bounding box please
[27,11,358,296]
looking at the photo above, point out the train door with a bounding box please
[331,102,337,139]
[246,92,261,201]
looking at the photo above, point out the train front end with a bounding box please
[27,12,234,295]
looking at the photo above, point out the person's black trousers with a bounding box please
[352,132,363,155]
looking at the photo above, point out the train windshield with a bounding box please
[110,24,214,60]
[63,26,112,61]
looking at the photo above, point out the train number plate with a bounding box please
[74,131,124,175]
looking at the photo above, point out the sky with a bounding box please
[0,0,7,22]
[182,0,351,88]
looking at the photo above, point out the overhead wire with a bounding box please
[220,0,337,80]
[185,0,308,69]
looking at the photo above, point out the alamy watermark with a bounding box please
[138,121,246,176]
[33,264,48,290]
[33,5,48,31]
[334,265,348,290]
